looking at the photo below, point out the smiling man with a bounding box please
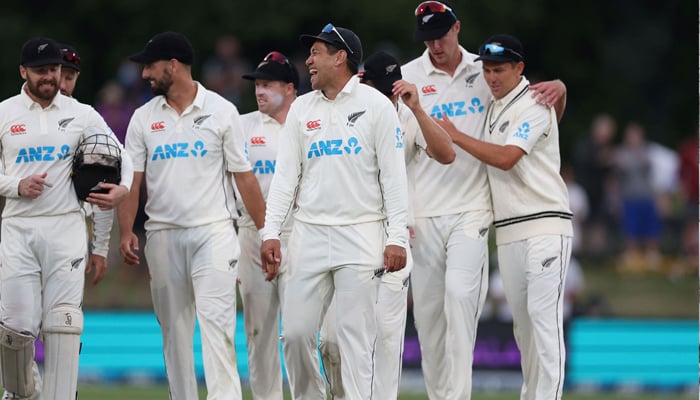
[260,23,409,399]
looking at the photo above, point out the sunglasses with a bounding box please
[321,23,354,54]
[61,49,80,67]
[414,1,457,20]
[262,51,290,66]
[480,43,523,60]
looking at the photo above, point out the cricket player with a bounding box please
[320,50,456,399]
[260,24,409,399]
[435,33,573,400]
[58,43,113,286]
[402,2,567,398]
[237,51,298,400]
[0,37,132,400]
[118,32,266,400]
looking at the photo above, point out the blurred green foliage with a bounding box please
[0,0,696,161]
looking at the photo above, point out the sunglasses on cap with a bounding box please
[262,51,290,66]
[480,43,523,60]
[61,49,80,67]
[321,23,354,55]
[414,1,457,19]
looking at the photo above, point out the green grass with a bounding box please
[76,384,696,400]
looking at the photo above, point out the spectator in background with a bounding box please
[613,121,662,272]
[677,132,698,272]
[202,34,252,108]
[573,113,617,260]
[95,80,135,143]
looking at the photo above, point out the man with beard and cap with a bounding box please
[402,2,568,398]
[237,50,298,400]
[260,24,409,399]
[118,31,266,400]
[0,37,132,400]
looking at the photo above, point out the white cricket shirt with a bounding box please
[125,82,251,231]
[402,47,492,218]
[263,77,408,247]
[484,78,573,245]
[0,86,133,218]
[236,110,291,232]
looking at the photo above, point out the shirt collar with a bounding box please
[158,81,206,114]
[494,76,530,107]
[19,82,63,110]
[420,45,479,76]
[317,75,360,101]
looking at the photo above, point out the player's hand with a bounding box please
[432,114,461,141]
[529,80,565,108]
[260,239,282,281]
[384,244,407,272]
[393,80,421,111]
[86,254,107,285]
[120,231,140,265]
[86,184,129,210]
[18,172,50,199]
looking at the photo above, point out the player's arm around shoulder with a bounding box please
[434,113,525,171]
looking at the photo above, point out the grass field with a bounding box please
[76,384,697,399]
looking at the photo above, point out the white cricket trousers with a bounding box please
[0,213,87,398]
[410,210,491,400]
[238,226,288,400]
[497,235,572,400]
[321,249,413,399]
[282,221,382,400]
[144,220,241,400]
[0,213,86,335]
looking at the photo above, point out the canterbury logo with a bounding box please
[346,110,366,127]
[250,137,266,145]
[58,118,74,129]
[465,72,481,85]
[193,115,211,127]
[151,121,165,131]
[421,85,437,94]
[10,124,26,134]
[306,120,321,130]
[541,256,558,269]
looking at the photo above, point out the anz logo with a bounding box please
[253,159,276,174]
[307,137,362,159]
[395,128,404,149]
[430,97,485,118]
[152,140,209,161]
[513,122,531,141]
[15,145,71,163]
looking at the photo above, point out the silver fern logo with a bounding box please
[346,111,366,127]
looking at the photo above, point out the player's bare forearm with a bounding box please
[433,115,524,170]
[394,80,455,164]
[86,254,107,285]
[384,244,407,272]
[117,172,142,265]
[260,239,281,281]
[234,171,266,229]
